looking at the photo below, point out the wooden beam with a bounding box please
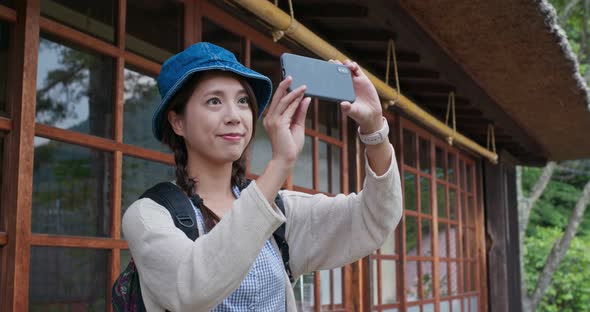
[31,235,128,249]
[1,0,39,310]
[0,4,16,22]
[0,232,6,245]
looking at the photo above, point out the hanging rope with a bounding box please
[385,39,401,107]
[272,0,297,42]
[487,123,497,156]
[445,91,457,146]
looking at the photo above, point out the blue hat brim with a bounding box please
[152,62,272,142]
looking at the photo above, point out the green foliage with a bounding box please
[524,226,590,312]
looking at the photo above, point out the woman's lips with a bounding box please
[220,133,243,141]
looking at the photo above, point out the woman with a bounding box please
[122,42,402,311]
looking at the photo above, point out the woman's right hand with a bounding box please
[255,77,311,205]
[263,76,311,168]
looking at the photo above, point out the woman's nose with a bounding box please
[224,104,241,124]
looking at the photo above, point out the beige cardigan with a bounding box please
[122,144,402,311]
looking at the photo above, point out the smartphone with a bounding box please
[280,53,356,103]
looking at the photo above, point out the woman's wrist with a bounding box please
[358,115,384,134]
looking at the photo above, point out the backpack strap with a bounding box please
[239,180,294,283]
[140,182,199,241]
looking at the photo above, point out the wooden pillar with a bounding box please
[1,0,40,310]
[483,150,523,312]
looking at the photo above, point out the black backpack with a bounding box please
[112,181,293,312]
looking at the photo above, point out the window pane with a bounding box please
[0,22,9,115]
[380,226,396,255]
[37,36,114,138]
[123,67,168,152]
[406,216,418,255]
[381,260,397,304]
[250,45,281,91]
[440,261,449,297]
[451,262,459,295]
[469,196,476,226]
[437,183,446,218]
[121,156,174,233]
[294,272,314,310]
[319,141,341,194]
[404,172,416,211]
[421,219,432,256]
[317,100,341,139]
[438,223,448,258]
[463,260,469,294]
[466,164,473,192]
[120,249,131,274]
[435,146,444,179]
[201,18,242,62]
[419,137,430,173]
[320,269,330,305]
[305,100,315,129]
[293,136,313,189]
[32,139,111,237]
[459,160,465,189]
[403,129,416,167]
[452,299,461,312]
[470,296,478,312]
[29,247,107,311]
[41,0,115,43]
[471,261,478,291]
[448,153,456,184]
[406,261,418,301]
[449,188,457,220]
[126,0,183,63]
[440,300,450,312]
[333,268,342,304]
[408,306,420,312]
[423,303,435,312]
[469,229,477,260]
[450,224,459,258]
[250,120,272,175]
[421,261,433,299]
[420,176,431,214]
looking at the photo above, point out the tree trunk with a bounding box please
[527,179,590,311]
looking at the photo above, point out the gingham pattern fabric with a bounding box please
[191,186,286,311]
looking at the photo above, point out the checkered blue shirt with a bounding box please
[192,186,286,311]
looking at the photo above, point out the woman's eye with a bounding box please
[238,96,250,105]
[206,97,222,105]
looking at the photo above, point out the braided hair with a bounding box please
[160,72,259,231]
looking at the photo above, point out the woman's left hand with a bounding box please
[331,59,383,133]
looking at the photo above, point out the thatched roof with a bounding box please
[398,0,590,161]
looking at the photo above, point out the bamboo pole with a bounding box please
[230,0,499,164]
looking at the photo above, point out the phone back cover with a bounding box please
[281,53,356,103]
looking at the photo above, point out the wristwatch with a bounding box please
[358,117,389,145]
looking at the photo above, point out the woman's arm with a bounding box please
[282,143,402,277]
[122,181,285,311]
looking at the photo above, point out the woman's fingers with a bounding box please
[267,76,293,116]
[292,97,312,127]
[276,85,306,116]
[282,90,307,120]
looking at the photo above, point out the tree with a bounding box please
[518,1,590,310]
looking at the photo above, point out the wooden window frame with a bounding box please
[369,113,487,312]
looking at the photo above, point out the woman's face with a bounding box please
[169,71,254,165]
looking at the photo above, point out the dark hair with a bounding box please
[160,71,259,231]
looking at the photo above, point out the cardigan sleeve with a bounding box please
[281,143,403,278]
[122,181,285,311]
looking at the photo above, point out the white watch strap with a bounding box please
[358,117,388,145]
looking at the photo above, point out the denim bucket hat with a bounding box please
[153,42,273,142]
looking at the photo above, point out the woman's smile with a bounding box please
[219,132,244,142]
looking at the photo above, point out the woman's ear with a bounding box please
[168,110,185,137]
